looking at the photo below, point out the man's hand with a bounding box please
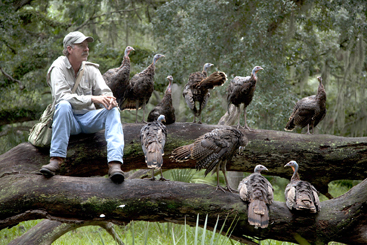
[91,95,118,110]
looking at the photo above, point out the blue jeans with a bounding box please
[50,101,124,164]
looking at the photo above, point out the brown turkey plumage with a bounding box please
[170,128,248,192]
[103,46,134,106]
[238,165,274,228]
[147,75,175,124]
[140,115,168,181]
[183,63,227,124]
[227,66,263,130]
[285,76,326,134]
[284,160,321,213]
[120,54,165,123]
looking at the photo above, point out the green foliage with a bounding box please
[0,219,246,245]
[2,0,366,135]
[167,169,197,183]
[0,1,366,243]
[154,0,296,130]
[154,0,367,134]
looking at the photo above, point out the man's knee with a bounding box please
[56,101,72,114]
[108,107,120,117]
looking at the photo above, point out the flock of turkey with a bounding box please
[102,46,326,228]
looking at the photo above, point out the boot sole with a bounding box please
[110,172,124,183]
[40,168,55,178]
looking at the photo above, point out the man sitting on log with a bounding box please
[39,31,125,183]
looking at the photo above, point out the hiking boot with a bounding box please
[108,161,124,183]
[40,157,64,178]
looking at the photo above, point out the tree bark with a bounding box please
[1,172,367,244]
[1,122,366,193]
[1,122,367,244]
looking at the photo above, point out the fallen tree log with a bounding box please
[1,172,367,244]
[1,122,367,194]
[1,122,367,244]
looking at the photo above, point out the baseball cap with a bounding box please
[63,31,94,48]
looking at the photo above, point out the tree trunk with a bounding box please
[1,122,366,193]
[1,122,367,244]
[1,172,367,244]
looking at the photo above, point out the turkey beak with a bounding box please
[264,167,269,171]
[284,162,290,167]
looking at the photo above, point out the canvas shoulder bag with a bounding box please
[28,62,85,147]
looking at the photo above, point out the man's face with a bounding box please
[68,40,89,62]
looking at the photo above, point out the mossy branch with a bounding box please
[1,122,367,243]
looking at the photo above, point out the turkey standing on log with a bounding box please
[120,54,165,123]
[284,160,321,213]
[140,115,168,181]
[238,165,274,229]
[103,46,134,106]
[285,76,326,134]
[147,75,175,124]
[226,66,263,130]
[170,128,248,192]
[183,63,227,124]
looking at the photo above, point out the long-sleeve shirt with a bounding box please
[47,56,112,114]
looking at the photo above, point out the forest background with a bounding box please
[0,0,366,244]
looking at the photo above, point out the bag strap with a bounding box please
[50,62,85,111]
[72,61,85,93]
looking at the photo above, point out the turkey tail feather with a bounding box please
[146,142,163,169]
[170,144,194,162]
[196,71,227,89]
[296,192,317,212]
[248,200,269,228]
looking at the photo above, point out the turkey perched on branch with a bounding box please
[120,54,165,123]
[226,66,263,130]
[285,76,327,134]
[183,63,227,124]
[147,75,175,124]
[140,115,168,181]
[238,165,274,228]
[103,46,134,105]
[170,128,248,192]
[284,160,321,213]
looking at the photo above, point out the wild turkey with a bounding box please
[103,46,134,105]
[170,128,248,192]
[140,115,168,181]
[147,75,175,124]
[183,63,227,124]
[120,54,165,123]
[238,165,274,228]
[226,66,264,130]
[284,160,321,213]
[285,76,327,134]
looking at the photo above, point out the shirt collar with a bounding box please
[63,56,73,70]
